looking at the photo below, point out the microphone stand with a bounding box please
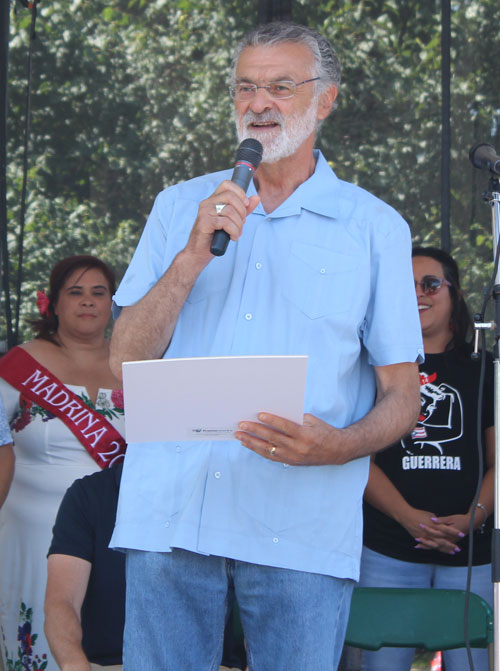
[474,174,500,670]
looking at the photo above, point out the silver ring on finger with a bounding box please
[215,202,226,215]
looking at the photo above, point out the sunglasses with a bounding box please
[414,275,452,296]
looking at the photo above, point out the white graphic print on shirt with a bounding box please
[400,371,463,470]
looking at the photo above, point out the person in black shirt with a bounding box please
[360,247,494,671]
[44,463,246,671]
[44,463,125,670]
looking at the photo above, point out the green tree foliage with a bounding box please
[3,0,499,342]
[301,0,499,314]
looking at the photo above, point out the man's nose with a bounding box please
[248,87,274,113]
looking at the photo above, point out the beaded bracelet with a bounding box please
[476,503,488,533]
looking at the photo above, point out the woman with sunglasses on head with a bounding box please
[359,246,494,671]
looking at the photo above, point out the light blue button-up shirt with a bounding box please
[111,151,423,580]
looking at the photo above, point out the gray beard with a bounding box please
[235,99,319,164]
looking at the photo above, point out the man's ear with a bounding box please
[317,85,338,121]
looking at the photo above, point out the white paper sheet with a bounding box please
[122,355,308,443]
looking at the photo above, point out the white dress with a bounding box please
[0,378,125,671]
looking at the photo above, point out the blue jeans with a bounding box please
[359,547,493,671]
[123,548,354,671]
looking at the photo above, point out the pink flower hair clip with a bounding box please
[36,290,50,317]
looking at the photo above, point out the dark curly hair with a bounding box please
[31,255,116,344]
[412,246,472,350]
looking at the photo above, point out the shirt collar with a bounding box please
[250,150,340,219]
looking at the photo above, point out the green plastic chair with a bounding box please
[344,587,493,665]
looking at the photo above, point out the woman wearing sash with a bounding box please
[0,255,126,671]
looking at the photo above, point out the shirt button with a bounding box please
[320,268,326,274]
[165,521,170,528]
[175,445,181,453]
[255,262,262,270]
[245,313,253,321]
[214,471,221,479]
[273,537,279,543]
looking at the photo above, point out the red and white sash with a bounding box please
[0,346,126,468]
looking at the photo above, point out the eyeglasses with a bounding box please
[414,275,452,295]
[229,78,321,101]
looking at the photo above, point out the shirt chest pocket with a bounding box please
[282,242,360,319]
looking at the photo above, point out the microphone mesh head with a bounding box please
[236,139,263,170]
[469,142,500,175]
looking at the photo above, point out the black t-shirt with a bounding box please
[48,463,125,665]
[48,463,247,668]
[363,346,494,566]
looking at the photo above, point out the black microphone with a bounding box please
[469,143,500,176]
[210,138,263,257]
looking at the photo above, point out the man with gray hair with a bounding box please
[110,21,423,670]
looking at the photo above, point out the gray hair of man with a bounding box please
[230,21,341,110]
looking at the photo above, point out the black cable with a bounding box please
[14,0,39,345]
[0,0,14,350]
[464,238,500,670]
[464,330,486,671]
[440,0,451,252]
